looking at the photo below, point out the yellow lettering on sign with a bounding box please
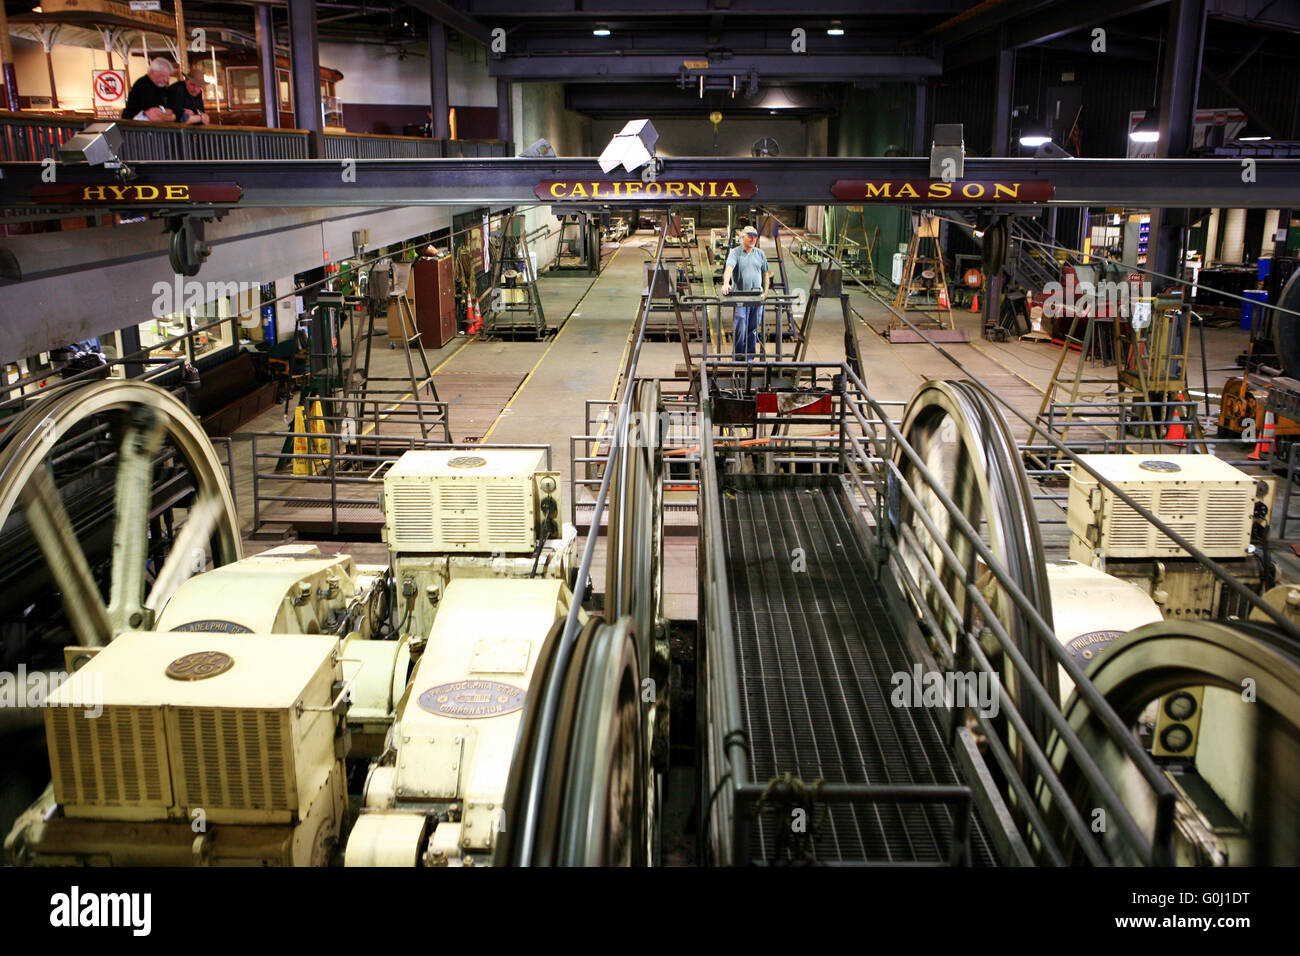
[108,185,129,200]
[82,186,107,200]
[571,182,587,198]
[993,182,1020,199]
[865,183,889,198]
[929,182,952,198]
[645,181,662,196]
[687,183,704,197]
[721,182,739,197]
[961,182,985,198]
[609,182,620,196]
[625,182,642,196]
[550,182,567,198]
[667,182,684,197]
[896,183,919,198]
[707,182,717,197]
[164,185,189,200]
[135,185,160,200]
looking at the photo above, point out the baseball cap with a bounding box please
[742,225,758,235]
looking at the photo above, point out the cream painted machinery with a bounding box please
[5,631,350,866]
[1067,454,1274,619]
[345,578,574,866]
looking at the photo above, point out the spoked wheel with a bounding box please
[0,379,242,650]
[894,380,1056,776]
[1047,620,1300,865]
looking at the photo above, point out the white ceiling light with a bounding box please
[827,22,845,36]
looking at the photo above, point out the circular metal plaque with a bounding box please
[166,650,235,681]
[418,680,525,719]
[1139,459,1181,473]
[448,455,487,469]
[1064,629,1123,662]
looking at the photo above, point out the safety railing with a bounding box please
[250,425,549,538]
[0,112,507,163]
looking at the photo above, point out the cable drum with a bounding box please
[893,379,1057,774]
[1046,619,1300,865]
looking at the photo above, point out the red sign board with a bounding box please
[30,182,244,205]
[830,179,1054,203]
[535,179,756,201]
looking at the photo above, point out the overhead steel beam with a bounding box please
[405,0,490,46]
[459,0,969,13]
[942,0,1169,69]
[255,3,278,129]
[5,157,1300,209]
[487,53,943,82]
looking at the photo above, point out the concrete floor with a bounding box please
[224,230,1287,594]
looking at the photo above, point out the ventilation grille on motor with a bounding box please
[1100,486,1252,556]
[47,705,168,809]
[389,483,435,547]
[171,708,294,813]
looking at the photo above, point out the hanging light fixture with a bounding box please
[1237,117,1272,142]
[827,21,845,36]
[1130,107,1161,143]
[1019,119,1051,148]
[593,25,611,36]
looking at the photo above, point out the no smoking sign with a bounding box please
[93,70,126,107]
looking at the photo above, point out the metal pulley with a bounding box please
[167,215,212,276]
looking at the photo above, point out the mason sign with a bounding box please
[831,179,1054,203]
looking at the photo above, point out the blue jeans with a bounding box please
[733,303,764,360]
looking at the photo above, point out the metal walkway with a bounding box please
[720,474,994,864]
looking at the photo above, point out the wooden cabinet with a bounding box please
[411,254,457,349]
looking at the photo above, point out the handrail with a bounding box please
[0,113,506,163]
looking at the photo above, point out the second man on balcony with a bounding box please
[168,66,211,125]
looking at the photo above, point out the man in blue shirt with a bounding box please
[720,225,770,359]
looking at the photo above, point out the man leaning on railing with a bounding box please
[122,58,176,123]
[168,66,211,125]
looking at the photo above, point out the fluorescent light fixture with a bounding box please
[827,22,845,35]
[593,26,611,36]
[1130,108,1160,143]
[1239,133,1272,142]
[1019,132,1051,147]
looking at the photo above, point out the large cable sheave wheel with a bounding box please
[496,616,649,866]
[894,379,1056,779]
[0,379,242,649]
[1046,619,1300,865]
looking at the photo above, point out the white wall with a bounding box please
[321,36,494,107]
[590,115,808,157]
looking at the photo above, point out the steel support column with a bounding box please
[255,3,278,129]
[1149,0,1207,286]
[497,76,512,150]
[913,82,928,156]
[428,18,451,140]
[286,0,323,157]
[992,28,1014,157]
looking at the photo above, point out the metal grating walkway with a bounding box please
[721,474,994,864]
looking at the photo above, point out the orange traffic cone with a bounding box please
[970,292,981,313]
[467,296,483,336]
[938,284,950,309]
[1167,405,1187,447]
[1249,410,1275,461]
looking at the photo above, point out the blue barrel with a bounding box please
[1242,289,1268,331]
[262,304,276,344]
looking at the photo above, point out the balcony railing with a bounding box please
[0,111,507,163]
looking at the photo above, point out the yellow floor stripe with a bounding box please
[480,240,627,442]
